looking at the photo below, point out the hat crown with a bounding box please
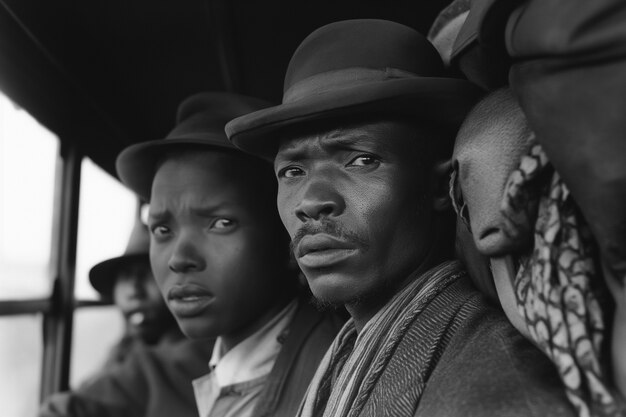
[283,19,444,102]
[165,92,272,146]
[116,92,273,200]
[225,19,482,160]
[88,217,150,296]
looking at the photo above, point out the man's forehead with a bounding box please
[278,126,358,151]
[150,152,275,217]
[275,119,415,159]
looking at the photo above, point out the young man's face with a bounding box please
[274,120,434,308]
[148,150,290,340]
[113,260,172,344]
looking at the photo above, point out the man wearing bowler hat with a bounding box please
[116,92,344,417]
[227,19,575,416]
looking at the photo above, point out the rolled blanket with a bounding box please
[502,142,619,417]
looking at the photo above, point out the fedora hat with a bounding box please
[116,92,272,200]
[226,19,484,159]
[89,219,150,298]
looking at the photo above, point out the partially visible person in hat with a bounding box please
[451,88,626,416]
[115,91,344,417]
[226,19,575,417]
[39,219,214,417]
[89,218,180,368]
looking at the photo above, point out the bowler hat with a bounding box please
[116,92,272,200]
[89,219,150,298]
[226,19,484,159]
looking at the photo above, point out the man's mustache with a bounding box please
[289,219,370,256]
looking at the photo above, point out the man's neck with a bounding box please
[221,293,295,353]
[347,258,439,333]
[346,297,391,333]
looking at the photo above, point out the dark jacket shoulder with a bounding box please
[39,337,213,417]
[416,283,575,417]
[253,297,345,417]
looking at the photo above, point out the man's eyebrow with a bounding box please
[147,209,170,222]
[275,146,305,164]
[148,203,231,221]
[190,203,229,217]
[276,131,382,165]
[321,131,391,156]
[275,136,312,165]
[321,133,372,149]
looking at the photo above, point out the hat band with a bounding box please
[283,67,418,104]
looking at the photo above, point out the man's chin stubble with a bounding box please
[309,293,363,312]
[307,273,398,319]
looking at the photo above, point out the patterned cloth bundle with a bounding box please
[452,138,620,416]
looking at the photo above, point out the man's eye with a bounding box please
[151,225,170,238]
[277,166,305,178]
[347,154,379,167]
[212,218,235,229]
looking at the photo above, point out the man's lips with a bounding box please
[121,303,153,326]
[128,311,146,326]
[296,234,358,269]
[167,284,214,318]
[123,307,149,326]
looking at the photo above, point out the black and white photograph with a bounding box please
[0,1,624,416]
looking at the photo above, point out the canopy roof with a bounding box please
[0,0,450,175]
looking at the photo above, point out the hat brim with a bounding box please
[227,77,484,160]
[89,253,148,298]
[116,135,235,200]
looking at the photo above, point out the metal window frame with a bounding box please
[39,142,81,399]
[0,299,51,316]
[0,139,83,401]
[0,0,136,404]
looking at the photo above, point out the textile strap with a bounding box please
[298,260,463,417]
[501,142,620,417]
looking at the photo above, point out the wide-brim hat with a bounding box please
[89,219,150,298]
[226,19,484,160]
[116,92,272,200]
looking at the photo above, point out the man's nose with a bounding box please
[294,180,345,222]
[168,235,206,273]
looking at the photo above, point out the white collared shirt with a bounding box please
[192,300,298,417]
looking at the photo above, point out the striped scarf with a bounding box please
[297,260,463,417]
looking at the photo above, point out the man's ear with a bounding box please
[431,159,452,211]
